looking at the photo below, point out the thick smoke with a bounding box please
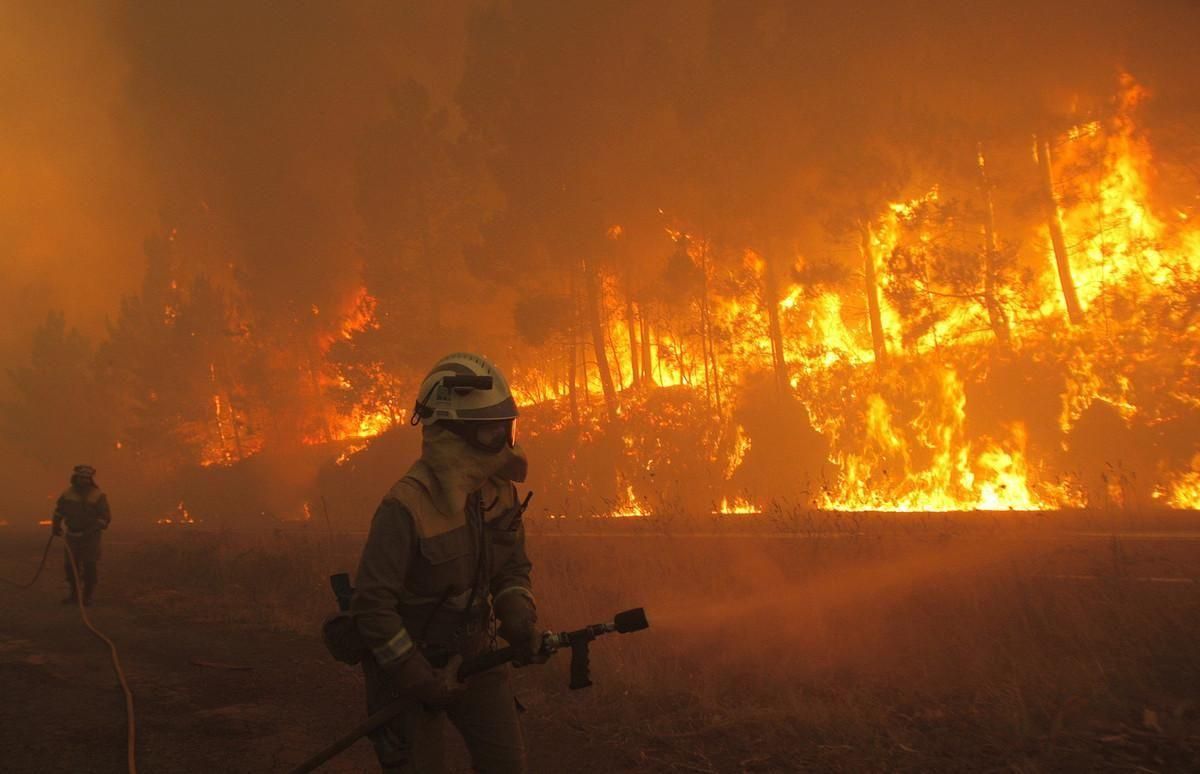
[2,1,1199,522]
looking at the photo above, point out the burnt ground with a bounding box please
[4,522,1200,773]
[0,544,615,774]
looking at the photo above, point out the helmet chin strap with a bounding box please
[411,382,440,426]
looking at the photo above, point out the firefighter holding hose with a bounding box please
[351,353,543,773]
[51,464,111,606]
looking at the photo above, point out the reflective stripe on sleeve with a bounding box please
[373,628,414,664]
[492,585,535,607]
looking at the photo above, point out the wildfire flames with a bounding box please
[157,502,197,527]
[169,74,1198,516]
[9,32,1198,525]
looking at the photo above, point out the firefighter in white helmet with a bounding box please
[351,352,542,773]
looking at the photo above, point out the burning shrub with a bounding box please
[729,374,830,507]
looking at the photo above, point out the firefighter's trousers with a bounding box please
[365,657,526,774]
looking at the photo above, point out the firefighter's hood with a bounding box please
[410,423,528,518]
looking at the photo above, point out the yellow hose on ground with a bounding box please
[61,537,139,774]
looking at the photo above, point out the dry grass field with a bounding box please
[5,511,1200,772]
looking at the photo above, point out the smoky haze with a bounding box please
[2,1,1199,524]
[1,2,469,354]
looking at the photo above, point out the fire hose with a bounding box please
[290,607,650,774]
[0,530,56,589]
[0,533,138,774]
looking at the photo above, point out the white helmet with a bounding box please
[411,352,519,427]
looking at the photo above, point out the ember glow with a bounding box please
[157,502,197,527]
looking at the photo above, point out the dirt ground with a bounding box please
[4,516,1200,773]
[0,543,619,773]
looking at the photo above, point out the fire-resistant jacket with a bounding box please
[53,485,111,535]
[351,460,535,669]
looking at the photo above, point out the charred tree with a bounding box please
[859,222,889,369]
[581,256,618,421]
[976,143,1011,346]
[606,316,625,388]
[567,271,581,427]
[226,393,244,460]
[579,343,590,409]
[625,285,640,386]
[616,237,640,387]
[1036,135,1085,324]
[698,240,722,414]
[213,360,244,462]
[638,304,655,386]
[761,247,789,392]
[566,336,579,427]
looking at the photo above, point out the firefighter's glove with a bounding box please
[495,593,548,666]
[385,652,465,710]
[510,626,549,667]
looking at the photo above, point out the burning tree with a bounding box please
[7,2,1200,522]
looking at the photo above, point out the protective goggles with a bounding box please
[442,419,517,454]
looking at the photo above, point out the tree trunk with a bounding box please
[698,240,720,413]
[581,256,617,421]
[566,336,579,427]
[976,143,1011,346]
[606,315,625,388]
[619,244,640,387]
[218,353,246,460]
[224,390,244,460]
[580,338,590,409]
[703,243,723,414]
[761,248,789,392]
[859,222,889,369]
[1036,135,1084,324]
[639,304,655,386]
[567,273,580,428]
[209,360,243,461]
[625,285,640,386]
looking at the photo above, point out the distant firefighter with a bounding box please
[352,352,541,773]
[51,464,111,606]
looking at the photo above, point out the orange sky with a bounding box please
[0,2,469,366]
[0,2,155,359]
